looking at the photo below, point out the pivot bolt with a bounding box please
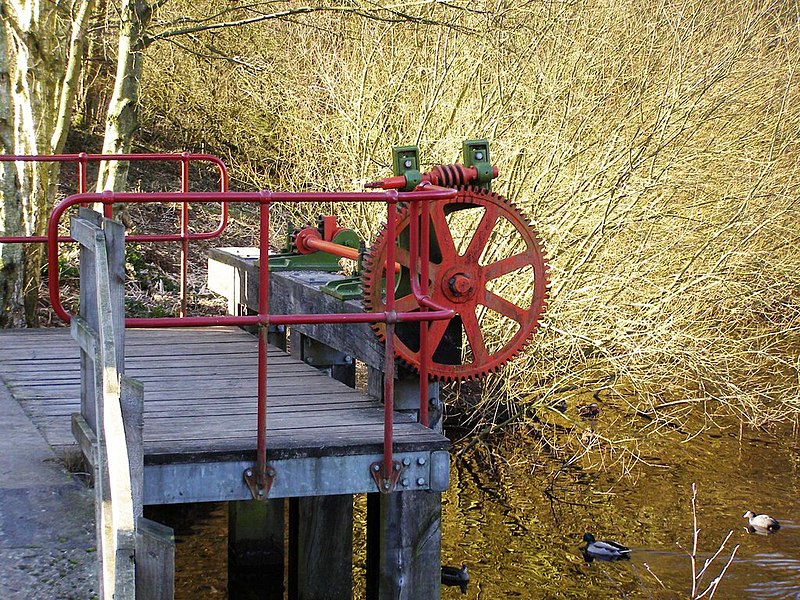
[448,273,472,296]
[475,151,484,160]
[404,159,413,168]
[372,464,380,472]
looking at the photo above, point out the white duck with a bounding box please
[743,510,780,532]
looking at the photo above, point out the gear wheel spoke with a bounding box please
[484,250,537,281]
[362,186,550,380]
[464,203,500,260]
[395,293,418,313]
[461,309,489,364]
[482,290,527,324]
[429,202,458,258]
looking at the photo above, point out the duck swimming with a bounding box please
[441,563,469,594]
[743,510,780,532]
[582,533,631,561]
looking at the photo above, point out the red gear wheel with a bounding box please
[362,186,549,381]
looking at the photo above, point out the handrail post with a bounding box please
[179,153,190,317]
[245,191,276,500]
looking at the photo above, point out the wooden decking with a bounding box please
[0,326,449,504]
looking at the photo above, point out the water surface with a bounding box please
[155,421,800,598]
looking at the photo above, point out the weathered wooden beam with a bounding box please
[208,249,386,370]
[289,495,353,600]
[142,450,449,504]
[378,491,442,600]
[228,500,285,600]
[135,517,175,600]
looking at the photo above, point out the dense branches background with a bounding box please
[131,1,800,433]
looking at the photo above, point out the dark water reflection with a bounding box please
[159,423,800,598]
[440,426,800,599]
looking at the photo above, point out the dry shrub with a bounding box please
[139,0,800,428]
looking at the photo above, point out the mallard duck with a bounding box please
[441,563,469,594]
[743,510,780,532]
[582,533,631,560]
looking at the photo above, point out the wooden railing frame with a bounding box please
[69,209,169,599]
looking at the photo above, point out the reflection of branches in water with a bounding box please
[453,375,616,457]
[458,452,531,534]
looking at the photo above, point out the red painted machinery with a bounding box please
[284,141,551,382]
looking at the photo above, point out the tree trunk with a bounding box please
[96,0,153,193]
[0,1,96,326]
[0,20,25,327]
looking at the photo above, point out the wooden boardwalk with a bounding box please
[0,326,449,504]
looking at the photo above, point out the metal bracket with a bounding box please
[370,460,403,494]
[462,139,493,190]
[243,465,276,501]
[392,145,422,191]
[320,276,362,300]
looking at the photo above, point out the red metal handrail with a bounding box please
[48,185,457,494]
[0,152,230,316]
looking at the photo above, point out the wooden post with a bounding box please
[367,367,442,432]
[77,208,102,429]
[378,491,442,600]
[135,518,175,600]
[286,331,356,599]
[103,216,126,374]
[121,375,144,521]
[228,500,285,600]
[289,495,353,600]
[366,366,443,599]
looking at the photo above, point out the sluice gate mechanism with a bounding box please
[261,140,551,382]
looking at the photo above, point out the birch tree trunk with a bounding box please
[96,0,153,193]
[0,0,95,326]
[0,19,24,327]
